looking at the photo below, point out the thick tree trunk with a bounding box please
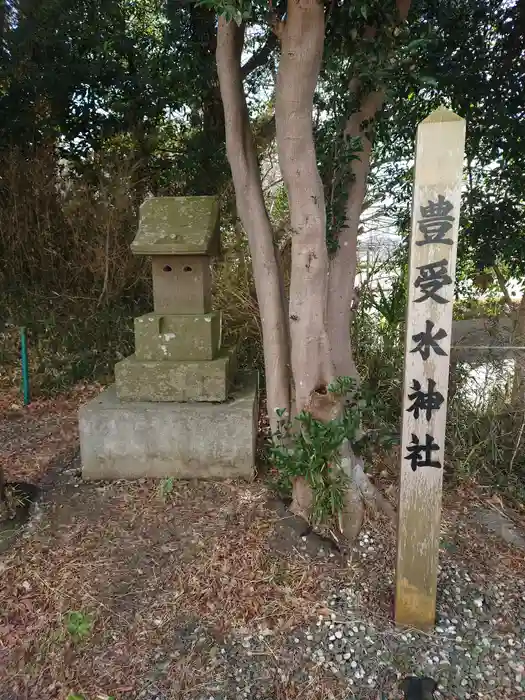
[273,0,397,534]
[323,0,411,534]
[216,19,291,429]
[275,0,333,413]
[274,0,339,524]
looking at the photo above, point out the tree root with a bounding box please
[353,458,397,524]
[340,439,397,526]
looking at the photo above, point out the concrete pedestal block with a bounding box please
[114,346,236,402]
[79,375,258,481]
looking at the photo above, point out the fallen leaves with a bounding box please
[0,383,102,483]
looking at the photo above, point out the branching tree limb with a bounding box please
[327,0,412,382]
[241,32,278,80]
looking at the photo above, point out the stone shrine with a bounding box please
[79,196,257,481]
[114,197,236,402]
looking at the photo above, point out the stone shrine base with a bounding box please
[79,375,258,481]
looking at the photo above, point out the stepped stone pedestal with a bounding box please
[79,196,257,481]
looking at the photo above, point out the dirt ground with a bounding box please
[0,386,524,700]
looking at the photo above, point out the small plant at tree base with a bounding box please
[269,377,397,529]
[65,611,94,642]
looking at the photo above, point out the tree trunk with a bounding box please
[274,0,343,524]
[216,19,291,430]
[216,0,411,542]
[0,465,5,505]
[326,0,411,382]
[275,0,333,414]
[512,290,525,403]
[272,0,396,534]
[323,0,411,534]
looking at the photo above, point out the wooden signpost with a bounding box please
[395,107,466,630]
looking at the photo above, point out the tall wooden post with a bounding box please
[395,107,466,630]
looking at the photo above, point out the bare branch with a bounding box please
[241,33,277,80]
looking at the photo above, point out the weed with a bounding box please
[65,610,94,641]
[0,147,264,395]
[160,476,175,499]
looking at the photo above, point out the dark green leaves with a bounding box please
[196,0,252,24]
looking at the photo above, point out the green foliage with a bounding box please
[446,371,525,501]
[372,0,525,281]
[269,377,397,526]
[65,611,94,642]
[314,0,426,253]
[0,0,229,197]
[367,276,407,327]
[269,406,351,526]
[196,0,252,24]
[352,287,525,501]
[0,299,142,395]
[159,476,175,499]
[353,277,405,433]
[195,0,273,23]
[318,133,363,254]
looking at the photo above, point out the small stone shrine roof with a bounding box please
[131,196,220,256]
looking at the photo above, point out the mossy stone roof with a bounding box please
[131,196,220,256]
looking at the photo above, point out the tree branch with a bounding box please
[327,0,412,378]
[327,86,384,379]
[396,0,411,21]
[241,32,277,80]
[494,263,514,309]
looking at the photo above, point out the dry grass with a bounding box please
[0,479,351,700]
[0,356,523,700]
[0,147,264,397]
[0,147,145,303]
[0,440,523,700]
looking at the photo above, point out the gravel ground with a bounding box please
[135,528,525,700]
